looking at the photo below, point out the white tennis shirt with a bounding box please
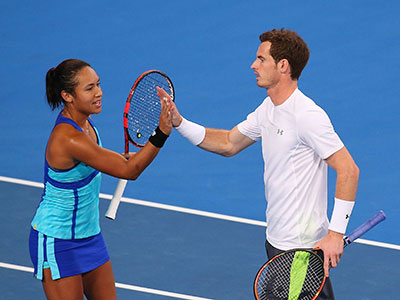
[237,89,344,250]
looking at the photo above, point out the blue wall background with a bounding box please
[1,0,399,244]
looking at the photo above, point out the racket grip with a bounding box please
[105,179,128,220]
[344,210,386,246]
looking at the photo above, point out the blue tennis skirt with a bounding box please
[29,227,110,280]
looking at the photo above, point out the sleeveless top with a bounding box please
[31,112,102,239]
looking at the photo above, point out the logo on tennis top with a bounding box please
[277,129,284,135]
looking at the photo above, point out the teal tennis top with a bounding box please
[31,112,102,239]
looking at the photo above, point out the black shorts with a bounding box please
[265,239,335,300]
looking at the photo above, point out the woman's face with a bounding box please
[65,66,103,114]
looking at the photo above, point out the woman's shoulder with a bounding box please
[46,124,88,166]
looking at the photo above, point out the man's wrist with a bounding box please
[328,198,355,234]
[173,116,183,128]
[175,117,206,146]
[327,230,344,237]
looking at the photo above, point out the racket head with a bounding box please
[254,248,325,300]
[123,70,174,150]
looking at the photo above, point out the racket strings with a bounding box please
[256,251,324,300]
[127,73,173,145]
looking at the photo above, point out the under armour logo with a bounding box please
[277,129,284,135]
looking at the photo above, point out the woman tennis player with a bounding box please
[29,59,172,300]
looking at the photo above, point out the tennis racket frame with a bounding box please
[105,70,174,220]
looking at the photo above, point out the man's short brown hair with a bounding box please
[259,28,310,80]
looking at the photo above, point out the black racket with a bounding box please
[254,210,386,300]
[105,70,174,220]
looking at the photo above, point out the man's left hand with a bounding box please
[314,230,344,277]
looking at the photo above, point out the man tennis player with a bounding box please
[158,28,359,299]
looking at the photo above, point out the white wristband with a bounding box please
[175,117,206,146]
[328,198,355,234]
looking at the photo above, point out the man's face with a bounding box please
[251,42,280,90]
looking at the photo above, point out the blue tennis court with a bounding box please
[1,1,399,299]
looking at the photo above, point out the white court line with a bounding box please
[0,262,215,300]
[354,238,400,250]
[114,283,215,300]
[99,192,268,227]
[0,262,34,273]
[0,176,43,188]
[1,175,399,251]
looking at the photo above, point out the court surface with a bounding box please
[1,1,399,299]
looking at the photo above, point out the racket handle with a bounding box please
[344,210,386,247]
[105,179,128,220]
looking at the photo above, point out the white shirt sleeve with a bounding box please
[297,105,344,159]
[237,104,264,141]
